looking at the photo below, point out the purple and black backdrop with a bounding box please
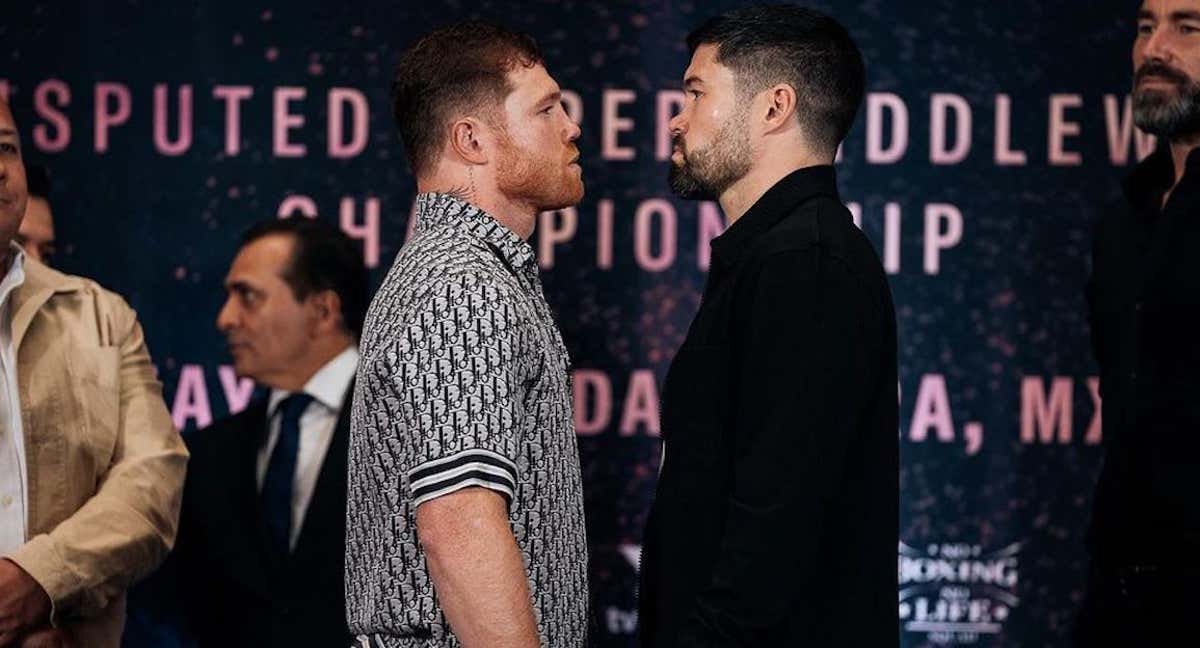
[3,1,1146,646]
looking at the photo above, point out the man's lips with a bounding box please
[1139,75,1180,86]
[1135,62,1190,88]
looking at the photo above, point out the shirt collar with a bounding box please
[0,243,28,309]
[267,346,359,418]
[1122,145,1200,217]
[710,165,841,270]
[413,193,537,273]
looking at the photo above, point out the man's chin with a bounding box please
[1133,93,1200,138]
[0,207,23,233]
[668,166,715,201]
[228,358,255,379]
[537,180,585,211]
[1135,88,1179,107]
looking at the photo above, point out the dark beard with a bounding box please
[666,117,751,201]
[494,136,583,213]
[1133,61,1200,138]
[668,161,717,200]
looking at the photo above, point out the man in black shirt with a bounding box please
[1075,2,1200,645]
[637,6,898,646]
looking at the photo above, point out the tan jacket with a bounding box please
[4,259,188,648]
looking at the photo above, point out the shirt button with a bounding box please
[0,495,12,508]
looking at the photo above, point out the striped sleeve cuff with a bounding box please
[408,448,519,508]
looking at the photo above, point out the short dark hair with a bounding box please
[25,165,50,201]
[392,21,543,176]
[687,4,865,154]
[239,218,369,339]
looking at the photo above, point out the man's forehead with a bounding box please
[224,261,273,290]
[1141,0,1200,16]
[0,99,17,134]
[230,235,293,274]
[507,63,560,100]
[683,44,724,84]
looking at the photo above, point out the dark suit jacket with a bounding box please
[638,166,899,647]
[175,386,353,648]
[1085,146,1200,564]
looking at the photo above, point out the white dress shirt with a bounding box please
[0,245,28,556]
[256,346,358,551]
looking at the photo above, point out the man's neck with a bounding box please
[464,193,537,240]
[718,155,831,225]
[267,337,353,393]
[417,180,537,240]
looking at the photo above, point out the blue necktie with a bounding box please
[261,392,313,557]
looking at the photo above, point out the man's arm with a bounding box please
[381,275,539,647]
[7,293,189,624]
[417,487,539,648]
[677,248,875,645]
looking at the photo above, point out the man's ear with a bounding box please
[762,83,799,133]
[307,289,345,337]
[449,117,491,165]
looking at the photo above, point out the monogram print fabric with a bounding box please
[345,193,588,647]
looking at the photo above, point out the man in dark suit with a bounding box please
[1075,2,1200,645]
[638,6,898,647]
[177,217,368,647]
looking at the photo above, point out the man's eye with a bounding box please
[235,289,260,306]
[0,143,17,154]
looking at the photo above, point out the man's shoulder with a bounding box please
[15,261,146,356]
[26,260,133,314]
[181,405,264,517]
[389,225,518,285]
[756,196,881,274]
[397,222,505,270]
[374,235,523,317]
[188,404,266,459]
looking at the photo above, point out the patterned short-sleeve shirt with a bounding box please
[345,193,588,647]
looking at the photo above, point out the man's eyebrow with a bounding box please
[535,90,562,106]
[1169,10,1200,21]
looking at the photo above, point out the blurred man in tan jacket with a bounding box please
[0,97,187,647]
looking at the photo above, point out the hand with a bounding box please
[0,559,51,646]
[16,628,72,648]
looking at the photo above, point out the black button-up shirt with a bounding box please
[638,166,899,646]
[1086,148,1200,564]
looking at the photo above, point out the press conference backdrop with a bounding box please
[3,1,1145,645]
